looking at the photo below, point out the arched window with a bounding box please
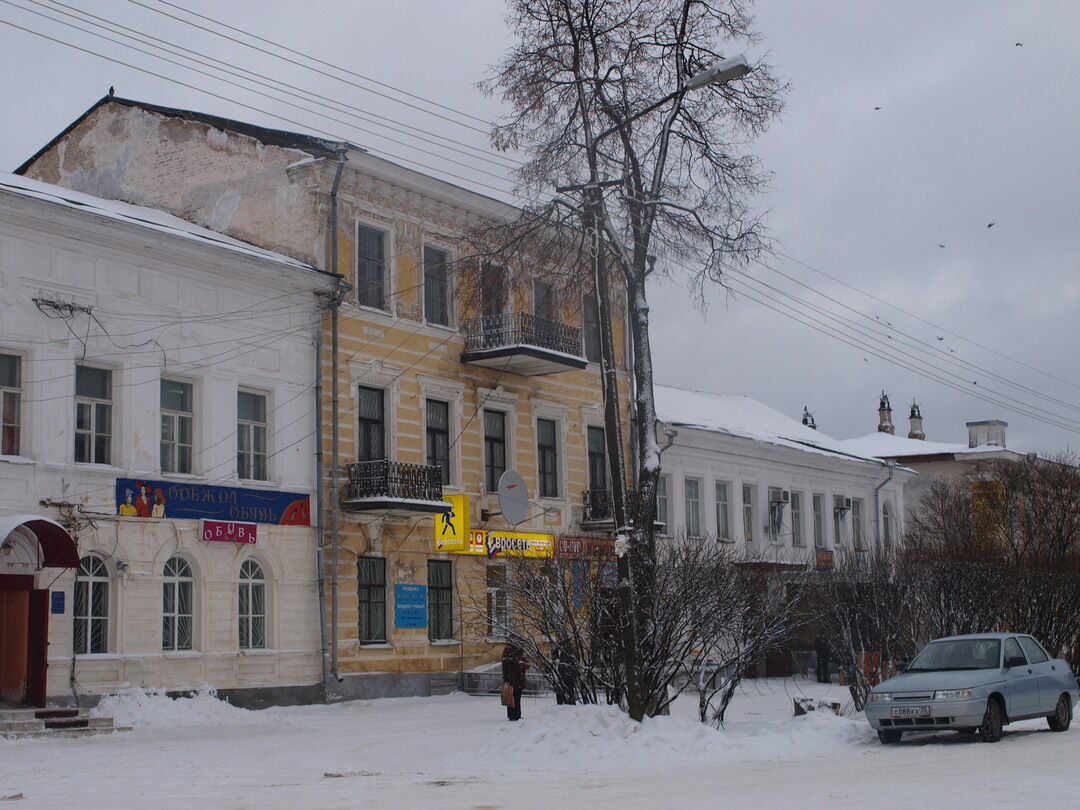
[238,559,266,650]
[74,554,109,654]
[162,556,193,651]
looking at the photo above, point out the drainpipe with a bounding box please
[873,461,895,552]
[328,145,348,683]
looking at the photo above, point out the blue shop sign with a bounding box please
[394,584,428,629]
[115,478,310,525]
[51,591,65,615]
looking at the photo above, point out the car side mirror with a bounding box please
[1004,656,1026,669]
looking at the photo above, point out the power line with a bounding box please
[144,0,495,131]
[1,1,518,191]
[42,0,520,171]
[777,250,1080,396]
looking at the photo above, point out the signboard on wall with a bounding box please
[201,520,257,544]
[485,531,555,559]
[434,494,469,551]
[394,584,428,629]
[115,478,310,525]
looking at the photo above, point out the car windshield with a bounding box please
[907,639,1001,671]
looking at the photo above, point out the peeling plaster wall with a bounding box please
[23,104,325,266]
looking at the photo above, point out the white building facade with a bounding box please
[653,386,914,566]
[0,173,338,706]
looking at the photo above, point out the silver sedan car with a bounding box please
[864,633,1079,744]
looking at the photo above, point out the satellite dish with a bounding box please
[497,470,529,526]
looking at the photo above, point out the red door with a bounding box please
[25,590,48,707]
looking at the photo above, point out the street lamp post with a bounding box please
[559,53,751,721]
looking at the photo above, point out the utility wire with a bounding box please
[2,1,518,190]
[144,0,495,131]
[44,0,520,171]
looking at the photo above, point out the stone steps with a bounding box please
[0,707,132,740]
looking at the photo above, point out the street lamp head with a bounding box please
[685,53,751,90]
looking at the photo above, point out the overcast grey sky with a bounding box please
[2,0,1078,454]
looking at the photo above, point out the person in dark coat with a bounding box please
[501,641,528,721]
[815,637,831,683]
[552,635,576,705]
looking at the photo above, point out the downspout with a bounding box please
[873,461,895,552]
[329,146,349,683]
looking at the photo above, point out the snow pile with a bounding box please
[91,687,278,729]
[485,699,874,772]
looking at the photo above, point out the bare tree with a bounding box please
[479,0,786,720]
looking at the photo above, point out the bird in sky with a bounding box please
[987,222,996,228]
[873,106,882,110]
[937,336,944,341]
[938,243,946,248]
[1015,42,1023,47]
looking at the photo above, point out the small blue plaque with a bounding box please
[50,591,65,614]
[394,584,428,629]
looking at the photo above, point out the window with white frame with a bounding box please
[768,487,786,544]
[882,502,893,550]
[356,385,385,462]
[655,474,669,532]
[358,557,386,643]
[537,418,559,498]
[74,554,109,654]
[587,426,606,492]
[237,390,268,481]
[484,409,506,492]
[684,477,702,538]
[813,494,825,548]
[426,399,451,485]
[486,563,507,638]
[162,556,193,651]
[790,491,804,546]
[74,365,112,464]
[161,379,193,474]
[480,262,507,318]
[852,498,865,550]
[238,559,266,649]
[0,353,21,455]
[428,560,453,641]
[424,245,450,326]
[356,223,387,310]
[534,279,555,322]
[742,484,756,543]
[715,481,731,541]
[833,496,847,547]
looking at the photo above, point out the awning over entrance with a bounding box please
[0,515,80,571]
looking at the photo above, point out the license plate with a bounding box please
[891,706,930,718]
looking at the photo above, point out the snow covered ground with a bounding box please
[2,678,1077,808]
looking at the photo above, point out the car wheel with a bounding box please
[979,698,1003,743]
[1048,694,1072,732]
[877,729,902,745]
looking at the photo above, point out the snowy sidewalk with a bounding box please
[1,678,1076,808]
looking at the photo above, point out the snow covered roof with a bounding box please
[0,171,329,276]
[654,384,887,467]
[836,431,1012,460]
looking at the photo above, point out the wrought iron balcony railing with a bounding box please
[343,458,445,509]
[582,488,616,523]
[462,311,583,357]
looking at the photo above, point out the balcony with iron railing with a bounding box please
[461,311,587,376]
[341,458,450,515]
[580,488,666,530]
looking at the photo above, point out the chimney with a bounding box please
[877,391,894,434]
[967,419,1007,448]
[908,402,925,440]
[802,406,817,430]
